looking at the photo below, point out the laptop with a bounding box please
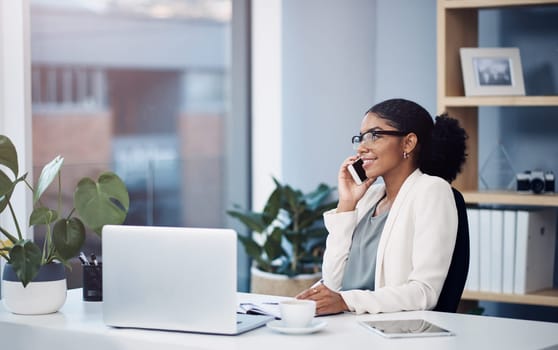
[102,225,274,335]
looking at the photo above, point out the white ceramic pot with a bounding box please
[2,262,67,315]
[250,266,321,297]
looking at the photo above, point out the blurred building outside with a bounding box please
[30,0,233,286]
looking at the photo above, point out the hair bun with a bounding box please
[420,114,468,183]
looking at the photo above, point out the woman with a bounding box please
[297,98,467,315]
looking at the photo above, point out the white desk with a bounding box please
[1,289,557,350]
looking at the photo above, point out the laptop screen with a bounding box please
[102,225,239,334]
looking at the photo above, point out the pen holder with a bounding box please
[82,263,102,302]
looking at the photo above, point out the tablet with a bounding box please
[359,319,454,338]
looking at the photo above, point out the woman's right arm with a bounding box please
[321,157,376,290]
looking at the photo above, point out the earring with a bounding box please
[403,152,409,159]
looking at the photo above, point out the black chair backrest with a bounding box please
[433,188,470,313]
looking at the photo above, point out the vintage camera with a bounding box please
[516,170,555,194]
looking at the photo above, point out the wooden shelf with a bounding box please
[439,0,558,309]
[443,0,558,9]
[442,96,558,107]
[463,191,558,207]
[462,289,558,307]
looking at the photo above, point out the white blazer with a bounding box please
[322,169,457,314]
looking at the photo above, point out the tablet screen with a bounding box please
[359,319,454,338]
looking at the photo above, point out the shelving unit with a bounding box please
[436,0,558,307]
[463,191,558,207]
[443,96,558,107]
[463,289,558,307]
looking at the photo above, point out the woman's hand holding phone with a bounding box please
[337,156,375,212]
[348,158,367,185]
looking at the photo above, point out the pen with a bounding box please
[90,253,99,266]
[310,279,324,289]
[79,252,89,265]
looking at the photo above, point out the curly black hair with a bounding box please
[367,98,467,183]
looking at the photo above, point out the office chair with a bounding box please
[433,188,470,313]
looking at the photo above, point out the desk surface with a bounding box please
[1,289,557,350]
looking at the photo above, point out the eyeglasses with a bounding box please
[351,129,408,149]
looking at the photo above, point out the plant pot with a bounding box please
[2,262,67,315]
[250,266,321,297]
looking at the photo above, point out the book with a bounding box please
[466,208,480,291]
[490,210,504,293]
[238,301,281,319]
[479,209,492,292]
[514,209,557,294]
[502,210,516,294]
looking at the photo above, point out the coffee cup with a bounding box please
[279,299,316,328]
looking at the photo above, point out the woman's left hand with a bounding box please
[295,282,349,315]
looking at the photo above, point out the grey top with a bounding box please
[341,200,388,291]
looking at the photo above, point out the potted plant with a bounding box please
[227,178,336,296]
[0,134,129,314]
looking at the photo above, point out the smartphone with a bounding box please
[348,158,368,185]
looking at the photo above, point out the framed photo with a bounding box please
[459,48,525,96]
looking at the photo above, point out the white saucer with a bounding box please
[266,319,327,334]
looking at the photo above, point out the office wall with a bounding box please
[280,0,437,191]
[373,0,437,114]
[281,0,376,190]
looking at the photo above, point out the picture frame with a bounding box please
[459,47,525,96]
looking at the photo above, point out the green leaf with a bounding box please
[317,201,338,212]
[298,201,337,229]
[0,173,26,213]
[0,183,13,214]
[284,230,304,247]
[9,240,42,287]
[0,226,18,243]
[0,135,19,178]
[262,186,282,224]
[29,207,59,226]
[227,210,267,233]
[298,210,324,229]
[52,217,86,260]
[284,185,304,213]
[263,228,284,261]
[237,233,263,260]
[304,183,334,210]
[34,155,64,203]
[0,171,14,198]
[74,172,129,235]
[303,227,329,238]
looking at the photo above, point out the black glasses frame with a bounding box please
[351,129,409,146]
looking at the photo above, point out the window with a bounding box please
[29,0,249,288]
[32,65,107,111]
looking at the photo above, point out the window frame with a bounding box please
[0,0,33,241]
